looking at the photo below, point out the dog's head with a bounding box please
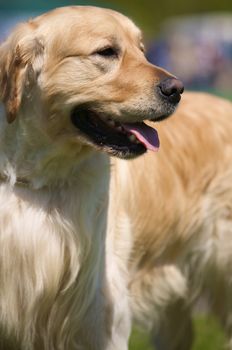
[0,6,184,160]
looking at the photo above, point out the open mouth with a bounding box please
[71,108,160,159]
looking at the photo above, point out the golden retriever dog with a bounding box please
[0,5,184,350]
[110,92,232,349]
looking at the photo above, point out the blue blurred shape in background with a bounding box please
[0,1,232,93]
[147,14,232,92]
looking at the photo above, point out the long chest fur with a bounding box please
[0,169,109,350]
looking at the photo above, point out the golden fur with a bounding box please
[2,5,231,350]
[0,5,179,350]
[110,92,232,349]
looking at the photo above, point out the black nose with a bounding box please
[158,78,184,103]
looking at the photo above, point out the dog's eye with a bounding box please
[95,47,118,58]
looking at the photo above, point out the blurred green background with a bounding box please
[0,0,232,37]
[0,1,232,349]
[1,0,232,93]
[130,315,227,350]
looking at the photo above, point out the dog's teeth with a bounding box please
[129,134,136,142]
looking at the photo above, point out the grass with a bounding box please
[129,315,226,350]
[129,328,154,350]
[193,315,226,350]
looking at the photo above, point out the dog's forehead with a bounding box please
[34,6,142,46]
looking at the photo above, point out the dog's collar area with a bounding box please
[71,108,159,159]
[0,174,30,187]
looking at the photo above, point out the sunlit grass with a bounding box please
[129,315,226,350]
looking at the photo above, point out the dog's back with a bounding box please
[111,91,232,349]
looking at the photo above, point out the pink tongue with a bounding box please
[123,122,159,152]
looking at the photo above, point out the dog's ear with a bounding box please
[0,25,44,123]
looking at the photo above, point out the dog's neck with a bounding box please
[0,104,104,189]
[0,104,112,346]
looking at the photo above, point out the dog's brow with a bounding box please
[104,35,118,45]
[94,36,119,50]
